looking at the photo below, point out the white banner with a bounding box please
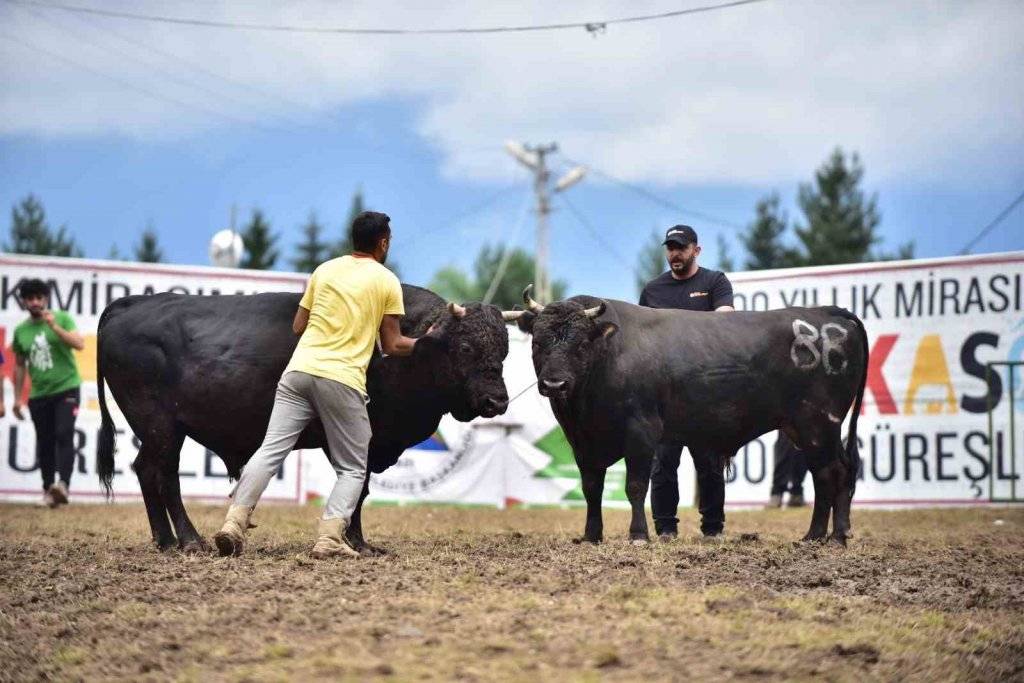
[3,251,1021,509]
[0,254,307,504]
[724,253,1024,506]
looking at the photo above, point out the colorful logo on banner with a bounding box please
[533,427,627,503]
[862,323,1024,417]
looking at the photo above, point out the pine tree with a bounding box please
[133,223,164,263]
[429,266,478,305]
[740,193,800,270]
[634,229,666,297]
[291,211,328,273]
[4,194,82,256]
[793,148,881,266]
[875,241,916,261]
[239,209,279,270]
[473,244,566,308]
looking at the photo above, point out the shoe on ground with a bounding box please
[49,481,69,506]
[214,505,253,557]
[311,517,360,559]
[765,494,783,509]
[787,493,806,508]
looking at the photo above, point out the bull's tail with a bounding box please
[96,310,116,499]
[831,307,869,495]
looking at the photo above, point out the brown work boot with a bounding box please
[310,517,360,560]
[765,494,783,509]
[49,481,69,506]
[214,505,253,557]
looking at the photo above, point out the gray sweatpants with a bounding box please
[233,370,371,521]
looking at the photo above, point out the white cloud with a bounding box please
[1,0,1021,186]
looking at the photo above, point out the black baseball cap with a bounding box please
[663,225,698,247]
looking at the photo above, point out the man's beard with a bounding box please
[27,306,44,318]
[670,254,694,272]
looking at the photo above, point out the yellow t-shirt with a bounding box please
[284,255,404,395]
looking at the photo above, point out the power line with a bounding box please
[561,157,744,230]
[4,0,771,36]
[399,186,522,250]
[958,187,1024,255]
[15,5,286,132]
[0,31,278,133]
[557,193,633,270]
[483,191,534,304]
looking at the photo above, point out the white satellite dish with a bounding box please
[209,229,244,268]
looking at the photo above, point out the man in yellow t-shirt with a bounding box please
[215,211,422,559]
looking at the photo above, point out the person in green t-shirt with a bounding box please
[11,279,85,508]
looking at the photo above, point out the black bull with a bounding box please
[511,293,869,545]
[95,285,511,552]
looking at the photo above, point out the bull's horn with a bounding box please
[582,302,605,318]
[448,302,467,318]
[502,310,526,322]
[522,284,544,313]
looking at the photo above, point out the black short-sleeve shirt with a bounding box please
[638,267,734,311]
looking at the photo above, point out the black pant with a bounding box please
[770,433,808,497]
[28,387,80,491]
[651,443,727,536]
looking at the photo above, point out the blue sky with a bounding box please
[2,1,1022,302]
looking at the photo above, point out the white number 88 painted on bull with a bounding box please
[791,319,848,375]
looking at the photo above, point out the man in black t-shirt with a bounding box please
[639,225,734,540]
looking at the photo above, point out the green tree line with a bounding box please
[6,148,914,306]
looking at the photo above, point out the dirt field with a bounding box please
[1,503,1023,682]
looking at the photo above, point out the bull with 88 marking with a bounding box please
[507,286,869,546]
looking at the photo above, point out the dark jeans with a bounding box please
[770,433,808,497]
[28,387,80,491]
[651,443,727,536]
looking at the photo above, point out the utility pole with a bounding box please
[531,143,556,304]
[505,141,586,304]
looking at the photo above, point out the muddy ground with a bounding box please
[1,503,1023,682]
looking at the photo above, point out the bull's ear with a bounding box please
[414,325,448,357]
[590,321,618,340]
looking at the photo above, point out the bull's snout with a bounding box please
[538,377,570,398]
[481,395,508,417]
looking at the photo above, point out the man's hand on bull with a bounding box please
[379,314,422,357]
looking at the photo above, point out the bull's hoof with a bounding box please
[179,539,210,554]
[155,537,178,552]
[346,533,389,557]
[826,533,848,547]
[357,542,389,557]
[572,536,601,545]
[629,533,650,545]
[800,531,828,544]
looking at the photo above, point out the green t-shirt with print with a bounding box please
[12,311,82,399]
